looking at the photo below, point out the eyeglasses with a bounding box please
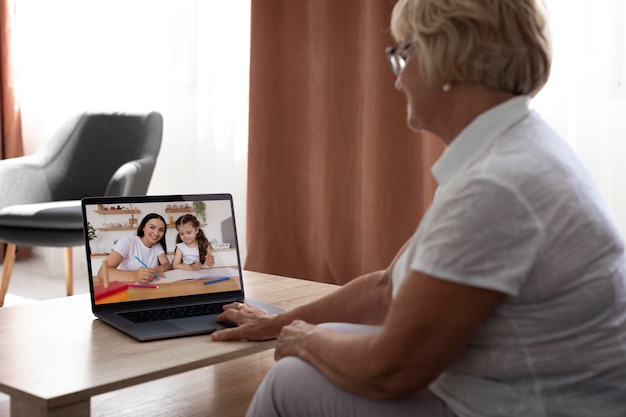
[385,42,413,76]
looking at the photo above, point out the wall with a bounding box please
[15,0,251,277]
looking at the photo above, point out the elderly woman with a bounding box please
[212,0,626,415]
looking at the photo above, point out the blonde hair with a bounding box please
[390,0,552,96]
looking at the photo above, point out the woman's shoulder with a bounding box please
[111,235,140,256]
[152,242,165,254]
[114,234,140,247]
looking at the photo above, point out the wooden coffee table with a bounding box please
[0,271,337,417]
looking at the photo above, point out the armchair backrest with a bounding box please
[37,112,163,200]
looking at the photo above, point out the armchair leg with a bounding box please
[64,247,73,296]
[0,243,17,308]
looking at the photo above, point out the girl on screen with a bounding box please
[172,214,215,271]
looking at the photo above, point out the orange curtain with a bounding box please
[245,0,445,285]
[0,0,22,160]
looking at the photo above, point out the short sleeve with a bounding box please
[154,243,165,257]
[410,176,545,296]
[112,236,132,259]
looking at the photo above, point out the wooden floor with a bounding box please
[0,349,276,417]
[2,247,91,305]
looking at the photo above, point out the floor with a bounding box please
[3,246,91,306]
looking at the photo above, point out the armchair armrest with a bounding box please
[104,157,156,196]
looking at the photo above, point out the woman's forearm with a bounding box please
[212,269,393,341]
[102,266,139,283]
[285,269,392,326]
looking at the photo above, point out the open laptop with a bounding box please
[81,193,282,342]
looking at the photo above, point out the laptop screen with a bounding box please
[81,194,244,310]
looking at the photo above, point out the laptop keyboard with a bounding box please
[120,303,226,323]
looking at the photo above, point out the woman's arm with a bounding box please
[211,268,394,341]
[275,270,505,399]
[154,252,173,275]
[98,250,149,283]
[212,239,414,341]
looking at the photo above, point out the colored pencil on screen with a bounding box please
[203,277,230,285]
[134,256,160,279]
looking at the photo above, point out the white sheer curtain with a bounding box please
[534,0,626,236]
[13,0,626,265]
[14,0,251,260]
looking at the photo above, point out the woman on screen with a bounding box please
[99,213,173,283]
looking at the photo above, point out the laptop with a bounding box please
[81,193,282,342]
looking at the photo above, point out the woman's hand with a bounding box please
[136,267,157,283]
[211,302,280,341]
[153,265,168,278]
[274,320,316,361]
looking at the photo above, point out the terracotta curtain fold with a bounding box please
[246,0,445,285]
[0,0,26,264]
[0,0,22,160]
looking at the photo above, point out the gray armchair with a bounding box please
[0,112,163,306]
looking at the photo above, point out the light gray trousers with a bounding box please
[245,323,457,417]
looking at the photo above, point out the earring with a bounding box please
[442,83,452,92]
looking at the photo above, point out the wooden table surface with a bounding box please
[0,271,338,417]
